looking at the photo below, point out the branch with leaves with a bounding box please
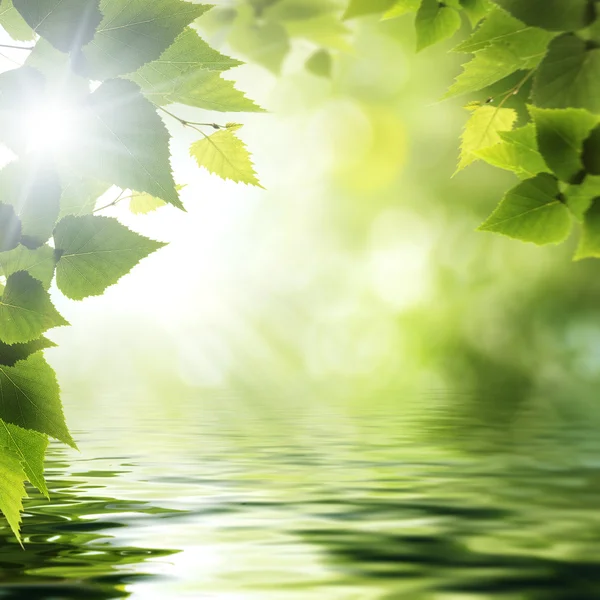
[0,0,265,542]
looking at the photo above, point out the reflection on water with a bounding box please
[2,394,600,599]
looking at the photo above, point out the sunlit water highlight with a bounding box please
[2,394,600,599]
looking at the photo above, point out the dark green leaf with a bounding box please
[0,337,55,368]
[529,106,598,183]
[492,0,595,32]
[0,271,68,344]
[566,175,600,220]
[54,215,165,300]
[533,34,600,112]
[583,125,600,176]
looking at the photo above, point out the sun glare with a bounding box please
[23,102,78,153]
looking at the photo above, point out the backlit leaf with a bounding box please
[129,29,261,112]
[0,271,68,344]
[457,105,517,171]
[0,0,35,41]
[190,126,263,187]
[13,0,101,51]
[474,123,550,179]
[80,0,211,79]
[0,421,48,497]
[415,0,461,51]
[0,244,56,289]
[0,353,75,447]
[478,173,571,244]
[65,79,182,209]
[0,446,26,543]
[54,215,165,300]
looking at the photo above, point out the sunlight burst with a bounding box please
[23,102,78,153]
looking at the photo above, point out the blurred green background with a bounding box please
[45,0,600,446]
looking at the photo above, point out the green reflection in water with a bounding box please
[0,445,179,599]
[3,397,600,599]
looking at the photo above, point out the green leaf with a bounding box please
[383,0,422,20]
[0,245,56,289]
[583,125,600,176]
[446,24,554,98]
[492,0,595,32]
[190,125,263,187]
[566,175,600,220]
[0,0,35,41]
[64,79,182,209]
[0,446,26,543]
[0,421,48,498]
[575,197,600,259]
[344,0,398,19]
[459,0,492,27]
[474,123,551,179]
[13,0,101,52]
[0,353,75,447]
[129,192,167,215]
[528,106,599,183]
[0,204,21,252]
[54,215,166,300]
[457,105,517,171]
[415,0,461,51]
[0,272,68,344]
[0,160,61,249]
[25,38,90,100]
[58,175,111,218]
[0,337,55,368]
[80,0,211,79]
[129,30,261,112]
[532,34,600,112]
[306,49,333,78]
[454,6,538,53]
[478,173,571,244]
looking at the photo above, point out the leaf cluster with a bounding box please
[0,0,263,541]
[344,0,600,255]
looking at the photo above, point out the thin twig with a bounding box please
[155,105,223,130]
[93,190,130,213]
[0,43,34,50]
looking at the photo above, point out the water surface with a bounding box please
[2,393,600,599]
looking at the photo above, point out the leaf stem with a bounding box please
[0,43,34,50]
[93,190,130,213]
[155,105,223,131]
